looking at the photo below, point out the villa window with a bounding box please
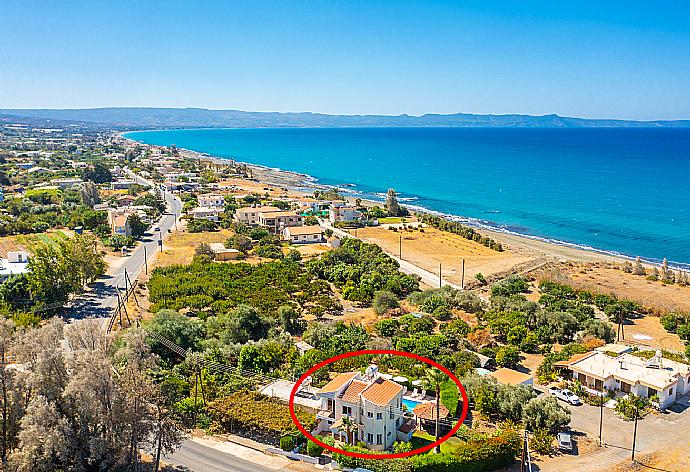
[396,417,400,427]
[342,406,352,415]
[376,434,382,445]
[376,413,382,420]
[367,433,373,443]
[367,411,373,418]
[669,387,674,396]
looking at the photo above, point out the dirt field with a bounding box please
[0,228,73,255]
[563,263,690,314]
[355,225,533,285]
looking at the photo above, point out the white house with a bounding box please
[50,177,84,189]
[559,350,690,409]
[314,367,415,451]
[282,225,323,244]
[198,194,225,208]
[188,206,222,222]
[329,201,361,224]
[0,251,30,283]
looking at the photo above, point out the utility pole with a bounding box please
[631,405,639,462]
[461,259,465,289]
[520,430,527,472]
[439,263,442,288]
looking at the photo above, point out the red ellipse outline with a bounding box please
[289,349,469,460]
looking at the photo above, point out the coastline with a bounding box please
[120,132,664,269]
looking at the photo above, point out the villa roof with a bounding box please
[568,352,688,390]
[489,368,533,386]
[360,377,403,406]
[413,401,449,421]
[341,380,369,403]
[284,225,323,236]
[318,372,359,394]
[260,210,300,218]
[236,206,280,213]
[112,214,129,227]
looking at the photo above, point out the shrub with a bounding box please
[373,290,400,315]
[491,275,529,297]
[306,439,324,457]
[495,345,520,368]
[187,218,218,233]
[432,305,453,321]
[531,428,554,455]
[280,435,295,452]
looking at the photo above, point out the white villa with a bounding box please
[558,350,690,409]
[0,251,30,283]
[314,367,416,451]
[198,193,225,208]
[328,201,361,224]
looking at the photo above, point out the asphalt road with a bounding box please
[165,440,288,472]
[69,174,182,320]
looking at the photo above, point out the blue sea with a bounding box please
[124,127,690,267]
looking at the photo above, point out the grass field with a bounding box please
[411,430,463,453]
[0,229,72,255]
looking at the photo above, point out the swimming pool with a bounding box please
[402,397,422,411]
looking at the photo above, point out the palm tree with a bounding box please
[423,368,447,453]
[341,415,355,445]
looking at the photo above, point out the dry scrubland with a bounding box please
[355,225,532,284]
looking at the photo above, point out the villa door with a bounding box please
[621,382,631,393]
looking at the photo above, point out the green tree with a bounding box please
[495,345,521,368]
[522,396,571,432]
[128,213,148,239]
[279,305,303,335]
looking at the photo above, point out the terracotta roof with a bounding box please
[112,214,129,226]
[341,380,369,403]
[361,377,403,406]
[489,368,533,386]
[318,372,358,394]
[285,225,322,236]
[554,352,594,368]
[413,402,449,420]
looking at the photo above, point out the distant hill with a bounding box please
[2,107,689,129]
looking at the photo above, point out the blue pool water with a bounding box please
[125,127,690,267]
[402,397,422,411]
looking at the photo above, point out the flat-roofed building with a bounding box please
[234,206,280,226]
[257,210,303,233]
[282,225,323,243]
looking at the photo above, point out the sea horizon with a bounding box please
[124,127,690,269]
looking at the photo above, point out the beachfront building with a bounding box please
[328,201,362,224]
[234,206,280,226]
[282,225,323,244]
[314,367,415,451]
[257,210,303,233]
[557,350,690,409]
[198,193,225,208]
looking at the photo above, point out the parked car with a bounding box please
[549,387,581,405]
[557,432,573,452]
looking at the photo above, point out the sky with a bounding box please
[1,1,690,120]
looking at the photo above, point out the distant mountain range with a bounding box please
[2,107,690,129]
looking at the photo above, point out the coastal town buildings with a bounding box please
[110,214,131,238]
[557,350,690,409]
[188,206,222,221]
[234,206,280,226]
[257,210,303,233]
[314,367,415,451]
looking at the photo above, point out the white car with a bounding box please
[549,387,581,405]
